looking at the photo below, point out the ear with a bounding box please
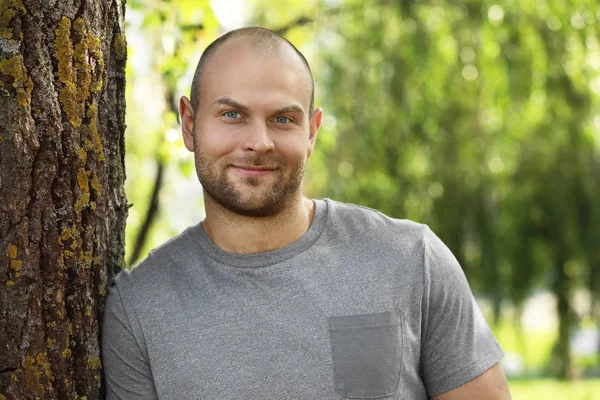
[307,107,323,158]
[180,96,195,152]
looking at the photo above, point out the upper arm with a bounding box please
[419,227,505,396]
[431,363,511,400]
[102,274,158,400]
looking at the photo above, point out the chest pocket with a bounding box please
[328,310,403,399]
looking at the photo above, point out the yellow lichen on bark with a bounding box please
[7,244,17,258]
[10,259,22,277]
[23,354,45,396]
[73,18,92,111]
[77,147,87,163]
[72,17,85,36]
[61,322,73,359]
[87,355,101,370]
[75,168,91,213]
[58,225,83,268]
[61,347,72,359]
[90,171,102,195]
[112,32,126,61]
[54,17,74,84]
[55,16,80,127]
[74,168,102,213]
[46,338,56,349]
[74,191,90,213]
[35,352,55,382]
[85,104,105,161]
[59,225,82,251]
[0,55,33,107]
[12,353,55,397]
[87,32,104,92]
[80,250,93,269]
[0,0,26,39]
[55,16,106,127]
[98,282,107,296]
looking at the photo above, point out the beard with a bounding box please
[193,141,306,218]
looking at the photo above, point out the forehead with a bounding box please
[199,37,312,112]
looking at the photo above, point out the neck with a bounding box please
[201,195,315,254]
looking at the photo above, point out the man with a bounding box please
[102,27,511,399]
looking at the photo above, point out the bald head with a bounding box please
[190,27,315,116]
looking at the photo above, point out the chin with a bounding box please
[226,201,284,218]
[233,193,284,216]
[201,170,302,217]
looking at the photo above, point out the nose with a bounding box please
[242,120,275,153]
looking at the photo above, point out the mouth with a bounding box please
[231,165,277,177]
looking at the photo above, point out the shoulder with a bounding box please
[319,199,435,265]
[111,223,201,298]
[323,198,427,244]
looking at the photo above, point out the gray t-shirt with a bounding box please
[102,199,504,399]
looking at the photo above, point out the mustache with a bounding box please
[227,155,284,167]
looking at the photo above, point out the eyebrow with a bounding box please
[210,97,305,116]
[273,104,305,116]
[210,97,249,112]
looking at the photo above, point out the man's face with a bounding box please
[181,38,322,217]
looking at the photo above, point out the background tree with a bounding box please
[0,0,127,398]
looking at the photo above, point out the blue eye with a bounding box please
[223,111,240,119]
[275,116,291,124]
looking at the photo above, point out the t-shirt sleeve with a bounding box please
[419,226,504,397]
[102,272,159,400]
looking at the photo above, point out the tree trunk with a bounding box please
[0,0,127,398]
[550,250,575,380]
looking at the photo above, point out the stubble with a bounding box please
[193,140,306,218]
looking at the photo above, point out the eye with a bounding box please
[274,116,291,124]
[223,111,241,119]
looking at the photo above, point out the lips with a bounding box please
[231,165,277,177]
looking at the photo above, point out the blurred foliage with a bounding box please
[124,0,218,264]
[124,0,600,379]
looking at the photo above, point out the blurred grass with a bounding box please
[494,322,556,372]
[488,310,600,398]
[509,379,600,399]
[487,310,598,375]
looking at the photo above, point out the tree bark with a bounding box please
[0,0,127,398]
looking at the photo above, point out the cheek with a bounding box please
[195,126,237,157]
[275,130,310,152]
